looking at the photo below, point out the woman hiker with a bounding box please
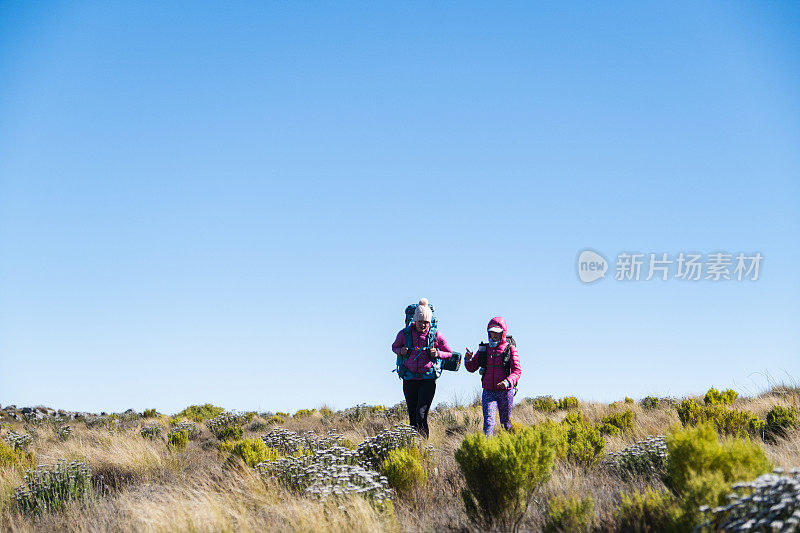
[391,298,453,438]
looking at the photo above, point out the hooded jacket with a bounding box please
[464,316,522,391]
[391,326,453,379]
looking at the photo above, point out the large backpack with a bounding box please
[476,335,518,394]
[393,303,462,379]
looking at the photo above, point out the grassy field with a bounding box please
[1,387,798,532]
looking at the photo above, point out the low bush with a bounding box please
[765,405,798,440]
[699,468,800,530]
[676,399,764,437]
[455,424,558,530]
[141,408,157,418]
[268,415,285,425]
[525,396,557,413]
[207,413,246,441]
[624,397,634,404]
[171,420,200,439]
[167,429,189,451]
[380,447,426,494]
[602,436,668,480]
[704,387,738,406]
[0,440,34,469]
[246,419,271,432]
[4,430,32,451]
[542,413,605,466]
[13,460,95,515]
[597,410,634,436]
[56,425,72,441]
[140,425,163,440]
[220,438,279,467]
[293,408,316,419]
[641,396,660,409]
[613,488,681,532]
[544,495,594,533]
[665,423,772,529]
[174,404,224,423]
[557,397,579,410]
[357,425,419,470]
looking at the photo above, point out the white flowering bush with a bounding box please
[171,420,200,440]
[57,425,72,441]
[140,425,163,440]
[254,425,421,504]
[5,430,32,451]
[602,436,668,480]
[207,412,247,441]
[699,468,800,532]
[14,460,95,515]
[356,425,419,470]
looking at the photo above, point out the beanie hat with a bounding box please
[413,298,432,322]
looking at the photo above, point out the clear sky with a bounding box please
[1,1,798,414]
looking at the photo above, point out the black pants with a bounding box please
[402,379,436,438]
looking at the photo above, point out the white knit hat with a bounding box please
[413,298,432,322]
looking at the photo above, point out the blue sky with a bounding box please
[1,1,798,414]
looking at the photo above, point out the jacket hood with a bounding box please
[487,316,507,345]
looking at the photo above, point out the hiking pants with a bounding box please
[402,379,436,438]
[482,388,514,436]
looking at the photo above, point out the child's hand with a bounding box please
[465,349,473,361]
[400,347,408,356]
[497,380,510,390]
[429,348,438,358]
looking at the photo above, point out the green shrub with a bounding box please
[167,429,189,450]
[665,423,772,528]
[624,397,634,404]
[557,396,579,410]
[542,413,605,466]
[455,425,558,530]
[641,396,660,409]
[597,410,634,436]
[614,488,681,532]
[544,495,594,533]
[380,448,427,494]
[275,411,289,418]
[174,404,224,423]
[0,440,34,469]
[268,415,285,425]
[703,387,738,406]
[142,408,157,418]
[765,405,798,440]
[13,460,95,515]
[293,408,316,419]
[525,396,558,413]
[676,399,764,437]
[220,438,279,467]
[207,413,246,441]
[247,419,271,432]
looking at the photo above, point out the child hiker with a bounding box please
[464,316,522,436]
[391,298,453,438]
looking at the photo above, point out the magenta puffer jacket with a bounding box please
[464,316,522,391]
[391,327,453,378]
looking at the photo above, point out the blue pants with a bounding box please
[482,388,514,436]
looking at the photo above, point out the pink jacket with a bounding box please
[392,327,453,378]
[465,316,522,391]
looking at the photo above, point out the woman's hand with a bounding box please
[497,380,510,391]
[465,349,473,361]
[400,347,408,356]
[429,348,438,358]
